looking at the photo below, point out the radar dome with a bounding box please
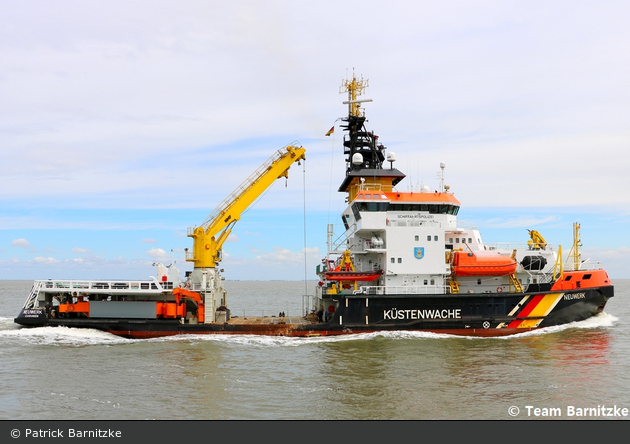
[352,153,364,166]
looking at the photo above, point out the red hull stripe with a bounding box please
[515,294,544,318]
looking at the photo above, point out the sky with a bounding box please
[1,0,629,284]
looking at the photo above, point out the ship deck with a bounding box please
[227,316,312,326]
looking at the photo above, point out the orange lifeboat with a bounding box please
[324,250,383,282]
[452,251,517,277]
[324,269,383,282]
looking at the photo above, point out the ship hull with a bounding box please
[14,286,612,339]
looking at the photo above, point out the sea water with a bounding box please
[1,279,629,420]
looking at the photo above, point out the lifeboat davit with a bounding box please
[452,251,517,277]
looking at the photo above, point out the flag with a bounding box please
[325,126,334,136]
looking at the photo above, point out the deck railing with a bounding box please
[36,278,170,292]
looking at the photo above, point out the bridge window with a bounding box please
[341,214,350,230]
[351,201,389,220]
[389,203,460,214]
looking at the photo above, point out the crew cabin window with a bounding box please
[434,236,438,241]
[391,258,395,264]
[415,235,419,241]
[398,258,402,263]
[468,238,473,244]
[427,235,431,241]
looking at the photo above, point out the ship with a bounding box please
[14,74,614,339]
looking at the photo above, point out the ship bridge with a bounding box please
[349,190,461,222]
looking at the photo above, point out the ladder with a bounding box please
[509,274,524,293]
[23,281,45,309]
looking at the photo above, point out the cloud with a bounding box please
[141,238,157,244]
[11,238,33,248]
[32,256,59,264]
[219,245,322,280]
[146,248,170,262]
[71,247,91,254]
[481,216,560,229]
[251,246,320,265]
[580,246,630,280]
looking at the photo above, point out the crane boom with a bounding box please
[186,143,306,269]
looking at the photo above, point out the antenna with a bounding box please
[340,71,373,117]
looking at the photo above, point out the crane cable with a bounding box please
[302,156,308,315]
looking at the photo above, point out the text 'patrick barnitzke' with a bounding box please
[24,428,122,438]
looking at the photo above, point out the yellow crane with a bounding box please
[527,229,547,250]
[186,143,306,270]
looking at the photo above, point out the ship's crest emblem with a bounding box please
[414,247,424,259]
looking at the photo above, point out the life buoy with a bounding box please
[497,287,503,293]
